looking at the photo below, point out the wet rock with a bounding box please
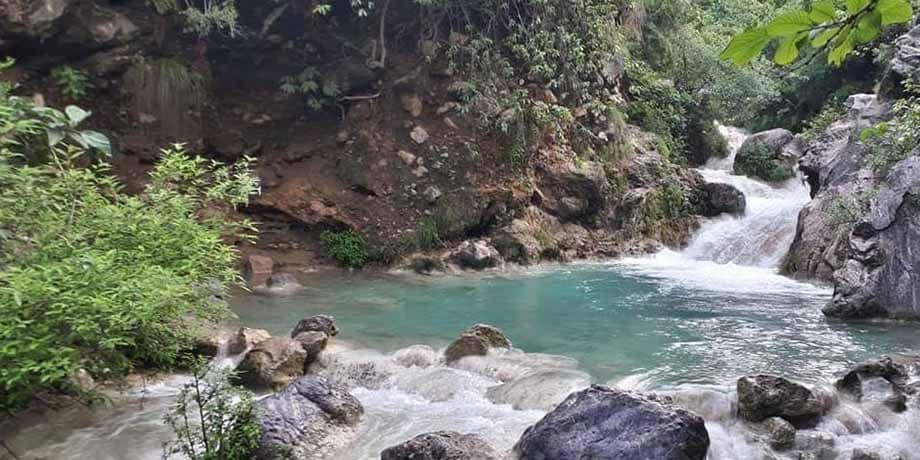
[700,182,746,216]
[393,345,439,368]
[795,430,836,451]
[381,431,499,460]
[444,324,511,363]
[835,356,913,412]
[764,416,796,449]
[229,327,272,355]
[193,330,224,358]
[733,128,803,182]
[0,0,76,43]
[238,338,307,390]
[410,126,430,144]
[293,331,329,363]
[256,375,363,459]
[513,385,710,460]
[291,315,338,338]
[449,240,502,270]
[737,375,823,427]
[247,254,274,287]
[410,256,446,275]
[486,369,591,411]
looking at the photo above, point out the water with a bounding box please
[3,126,919,460]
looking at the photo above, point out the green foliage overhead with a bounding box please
[163,357,262,460]
[721,0,914,67]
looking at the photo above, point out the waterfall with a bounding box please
[681,124,811,268]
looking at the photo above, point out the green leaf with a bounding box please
[809,1,837,23]
[828,29,857,66]
[774,37,802,65]
[720,27,772,66]
[855,10,882,43]
[81,131,112,155]
[46,128,65,147]
[64,105,90,125]
[877,0,913,25]
[767,10,814,37]
[812,27,840,47]
[846,0,869,15]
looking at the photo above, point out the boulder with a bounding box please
[737,375,824,427]
[293,331,329,363]
[700,182,746,216]
[835,356,916,412]
[291,314,338,338]
[228,327,272,355]
[380,431,499,460]
[0,0,76,42]
[449,240,502,270]
[247,254,274,287]
[764,416,796,449]
[733,129,802,182]
[513,385,710,460]
[256,375,363,459]
[879,25,920,100]
[538,161,609,223]
[444,324,511,363]
[237,338,307,390]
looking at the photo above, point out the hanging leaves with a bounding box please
[721,0,914,68]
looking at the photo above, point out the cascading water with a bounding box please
[3,127,919,460]
[684,124,811,267]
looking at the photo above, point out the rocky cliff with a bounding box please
[0,0,729,273]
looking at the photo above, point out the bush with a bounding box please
[0,69,259,409]
[163,357,262,460]
[51,66,92,101]
[320,230,370,268]
[861,82,920,173]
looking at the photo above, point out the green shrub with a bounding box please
[320,230,370,268]
[860,82,920,173]
[280,67,340,112]
[163,357,261,460]
[734,143,793,182]
[51,66,92,101]
[801,101,845,142]
[415,217,442,250]
[0,72,258,410]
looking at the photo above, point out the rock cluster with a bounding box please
[736,375,825,428]
[236,315,337,390]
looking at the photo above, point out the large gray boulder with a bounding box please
[513,385,710,460]
[823,156,920,319]
[700,182,746,217]
[733,129,803,182]
[444,324,512,363]
[737,375,824,428]
[237,338,308,390]
[380,431,499,460]
[256,375,363,459]
[880,25,920,100]
[0,0,76,42]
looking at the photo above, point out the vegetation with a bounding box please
[320,230,370,268]
[734,143,794,182]
[163,357,262,460]
[148,0,240,37]
[0,61,258,410]
[280,67,340,112]
[860,81,920,172]
[51,66,92,102]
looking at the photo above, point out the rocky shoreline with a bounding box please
[200,315,920,460]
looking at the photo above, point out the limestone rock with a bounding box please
[410,126,430,144]
[293,331,329,363]
[737,375,824,428]
[449,240,502,270]
[764,416,796,449]
[444,324,511,363]
[229,327,272,355]
[381,431,499,460]
[733,128,802,182]
[513,385,710,460]
[256,375,363,459]
[397,150,416,166]
[238,338,307,390]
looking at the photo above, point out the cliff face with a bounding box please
[0,0,719,271]
[784,25,920,320]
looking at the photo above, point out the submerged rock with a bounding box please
[256,375,363,459]
[513,385,709,460]
[380,431,499,460]
[486,369,591,411]
[737,375,824,427]
[444,324,512,363]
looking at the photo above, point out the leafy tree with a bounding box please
[721,0,914,67]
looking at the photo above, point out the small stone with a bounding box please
[410,126,430,144]
[412,166,429,177]
[336,131,350,143]
[444,117,458,130]
[420,40,439,59]
[401,93,423,118]
[437,102,458,115]
[397,150,417,166]
[423,185,442,202]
